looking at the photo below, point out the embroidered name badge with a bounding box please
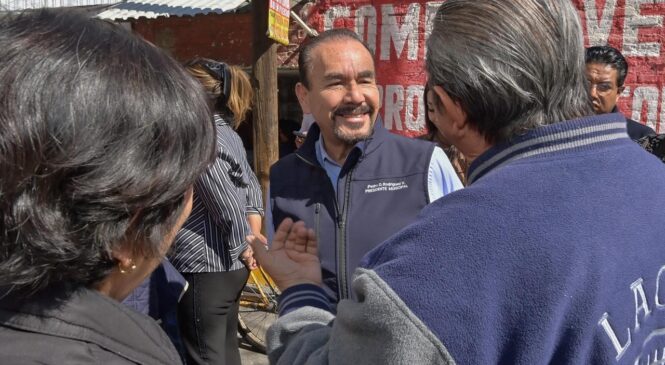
[364,181,409,194]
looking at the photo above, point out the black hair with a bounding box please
[297,28,374,88]
[586,45,629,87]
[185,57,232,108]
[279,118,300,137]
[422,83,439,142]
[0,9,216,296]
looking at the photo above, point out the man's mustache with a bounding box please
[333,104,373,116]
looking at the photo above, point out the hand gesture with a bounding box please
[248,218,321,290]
[240,246,258,270]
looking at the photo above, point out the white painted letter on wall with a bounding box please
[584,0,618,45]
[380,3,421,61]
[623,0,665,57]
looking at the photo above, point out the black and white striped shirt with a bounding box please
[170,114,263,273]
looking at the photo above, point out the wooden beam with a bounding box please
[252,0,279,226]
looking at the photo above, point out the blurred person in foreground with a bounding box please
[169,58,263,365]
[250,0,665,364]
[0,9,215,364]
[585,45,655,140]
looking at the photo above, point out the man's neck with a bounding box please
[320,135,354,165]
[457,134,493,165]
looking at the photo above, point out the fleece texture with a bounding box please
[362,113,665,364]
[268,270,455,365]
[269,113,665,365]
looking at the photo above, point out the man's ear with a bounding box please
[432,85,468,132]
[295,82,311,114]
[111,244,134,269]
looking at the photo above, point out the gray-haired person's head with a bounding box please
[426,0,593,143]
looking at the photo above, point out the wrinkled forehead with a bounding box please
[586,62,619,83]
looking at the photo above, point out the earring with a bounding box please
[118,260,137,274]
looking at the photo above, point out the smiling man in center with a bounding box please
[268,28,463,304]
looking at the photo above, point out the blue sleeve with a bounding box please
[277,284,332,316]
[427,146,463,202]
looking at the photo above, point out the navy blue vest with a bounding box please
[270,122,435,302]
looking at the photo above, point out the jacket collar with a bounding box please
[214,113,231,127]
[0,286,181,364]
[467,113,629,185]
[296,118,388,167]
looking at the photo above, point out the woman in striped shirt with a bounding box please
[171,58,264,365]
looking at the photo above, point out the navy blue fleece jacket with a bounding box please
[269,113,665,365]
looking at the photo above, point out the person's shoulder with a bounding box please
[270,151,310,175]
[384,130,433,144]
[215,122,241,141]
[0,288,180,364]
[626,118,655,140]
[638,133,665,162]
[379,130,436,155]
[0,326,102,364]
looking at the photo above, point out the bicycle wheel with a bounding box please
[238,268,280,353]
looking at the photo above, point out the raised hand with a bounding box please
[247,218,321,290]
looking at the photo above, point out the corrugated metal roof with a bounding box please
[0,0,118,11]
[96,0,249,20]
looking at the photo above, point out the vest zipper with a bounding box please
[314,203,321,244]
[295,152,351,301]
[337,168,354,300]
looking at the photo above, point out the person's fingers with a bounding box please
[246,256,258,270]
[285,221,307,253]
[255,233,268,245]
[241,247,258,271]
[290,223,310,253]
[306,228,318,256]
[272,218,294,250]
[247,235,270,268]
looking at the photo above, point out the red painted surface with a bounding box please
[131,1,665,135]
[308,0,665,135]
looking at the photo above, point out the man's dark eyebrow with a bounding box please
[357,70,375,79]
[323,73,344,82]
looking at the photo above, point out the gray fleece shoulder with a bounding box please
[267,268,456,365]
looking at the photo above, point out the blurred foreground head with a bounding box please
[0,9,216,298]
[426,0,593,144]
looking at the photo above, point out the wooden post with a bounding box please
[252,0,279,222]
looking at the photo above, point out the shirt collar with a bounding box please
[315,135,342,167]
[213,113,230,126]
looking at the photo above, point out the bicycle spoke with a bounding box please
[238,268,280,354]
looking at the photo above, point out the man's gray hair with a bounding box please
[426,0,593,143]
